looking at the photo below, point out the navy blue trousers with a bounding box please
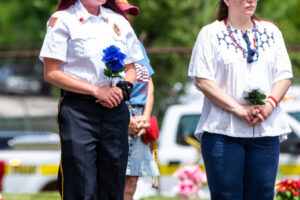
[57,95,129,200]
[201,132,280,200]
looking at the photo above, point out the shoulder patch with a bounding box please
[48,17,58,27]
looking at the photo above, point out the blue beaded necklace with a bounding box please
[224,18,259,63]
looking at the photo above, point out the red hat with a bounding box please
[116,0,140,16]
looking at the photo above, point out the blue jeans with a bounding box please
[201,132,280,200]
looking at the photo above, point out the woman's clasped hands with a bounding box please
[128,116,150,138]
[243,101,275,126]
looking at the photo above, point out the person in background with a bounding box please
[116,1,160,199]
[188,0,293,199]
[39,0,143,199]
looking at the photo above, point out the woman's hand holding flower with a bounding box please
[234,105,257,125]
[252,103,275,124]
[94,86,123,108]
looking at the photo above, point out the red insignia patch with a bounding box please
[48,17,58,27]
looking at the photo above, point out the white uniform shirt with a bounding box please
[40,0,143,86]
[188,20,293,140]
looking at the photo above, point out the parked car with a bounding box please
[0,132,28,150]
[0,64,49,95]
[0,131,60,193]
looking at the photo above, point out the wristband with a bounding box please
[267,96,278,107]
[266,98,276,108]
[117,81,133,101]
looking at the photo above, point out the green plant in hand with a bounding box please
[244,89,266,105]
[244,89,266,138]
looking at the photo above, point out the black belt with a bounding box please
[130,104,144,108]
[61,89,96,101]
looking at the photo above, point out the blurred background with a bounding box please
[0,0,300,199]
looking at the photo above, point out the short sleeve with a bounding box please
[188,26,216,82]
[137,42,154,77]
[39,15,69,63]
[273,27,293,82]
[124,22,144,65]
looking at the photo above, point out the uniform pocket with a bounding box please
[68,36,85,58]
[69,32,99,58]
[83,37,99,58]
[111,34,127,54]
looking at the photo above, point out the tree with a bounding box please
[0,0,56,50]
[0,0,299,120]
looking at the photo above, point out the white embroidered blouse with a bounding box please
[188,20,293,140]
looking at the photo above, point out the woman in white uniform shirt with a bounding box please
[188,0,293,199]
[39,0,143,199]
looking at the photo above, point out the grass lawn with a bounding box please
[141,197,208,200]
[1,193,209,200]
[2,192,60,200]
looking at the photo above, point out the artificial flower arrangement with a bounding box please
[102,45,133,101]
[102,45,126,86]
[173,163,207,200]
[276,178,300,200]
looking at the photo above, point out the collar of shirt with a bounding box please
[75,0,108,23]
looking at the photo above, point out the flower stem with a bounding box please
[109,78,112,87]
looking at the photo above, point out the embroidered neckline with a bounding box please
[224,18,259,63]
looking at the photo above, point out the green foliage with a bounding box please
[0,0,299,120]
[0,0,57,50]
[276,190,300,200]
[244,90,266,105]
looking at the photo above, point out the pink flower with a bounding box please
[173,164,207,199]
[173,164,207,184]
[175,179,198,197]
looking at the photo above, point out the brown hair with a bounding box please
[56,0,128,19]
[213,0,261,21]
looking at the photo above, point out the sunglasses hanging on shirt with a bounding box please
[224,18,259,64]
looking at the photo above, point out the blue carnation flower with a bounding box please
[102,45,127,86]
[109,60,124,71]
[102,45,126,65]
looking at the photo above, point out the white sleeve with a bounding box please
[124,22,143,64]
[188,26,216,82]
[273,27,293,83]
[39,14,69,63]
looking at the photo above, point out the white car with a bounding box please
[0,132,60,193]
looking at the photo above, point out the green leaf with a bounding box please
[119,67,126,72]
[104,69,112,77]
[244,90,266,105]
[292,195,298,200]
[286,191,292,198]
